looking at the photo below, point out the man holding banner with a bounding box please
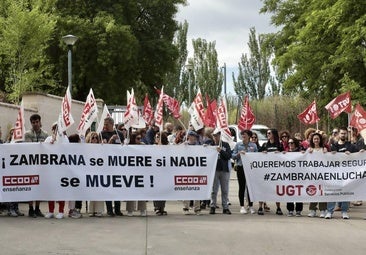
[325,127,357,220]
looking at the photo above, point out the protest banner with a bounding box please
[0,143,217,202]
[241,151,366,202]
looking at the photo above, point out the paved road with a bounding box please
[1,172,366,255]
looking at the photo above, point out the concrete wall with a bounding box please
[0,92,104,141]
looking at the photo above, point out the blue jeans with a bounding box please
[210,170,230,209]
[327,202,349,214]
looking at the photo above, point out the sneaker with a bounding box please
[264,204,271,212]
[70,209,82,219]
[308,210,316,217]
[195,210,201,216]
[35,209,44,217]
[8,209,18,217]
[249,207,256,214]
[257,207,264,215]
[342,212,350,219]
[55,213,64,219]
[287,211,294,217]
[319,210,326,218]
[209,207,216,214]
[223,209,231,215]
[295,211,302,217]
[276,208,283,215]
[95,212,103,217]
[140,210,147,217]
[240,206,248,214]
[183,208,189,215]
[325,212,332,219]
[127,211,133,217]
[15,210,24,216]
[45,212,54,219]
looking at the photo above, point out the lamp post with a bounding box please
[185,62,193,105]
[221,63,227,97]
[62,34,78,93]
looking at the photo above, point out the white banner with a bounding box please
[0,144,217,202]
[241,152,366,202]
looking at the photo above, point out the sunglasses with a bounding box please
[267,132,272,135]
[91,136,98,140]
[252,136,257,139]
[281,136,288,138]
[288,141,294,144]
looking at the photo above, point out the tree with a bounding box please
[191,38,222,101]
[0,0,57,103]
[261,0,366,106]
[233,27,271,100]
[163,20,189,103]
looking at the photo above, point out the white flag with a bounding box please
[77,88,98,136]
[96,104,111,134]
[154,86,164,131]
[123,88,139,129]
[188,88,205,131]
[216,97,235,148]
[57,87,74,133]
[12,100,26,143]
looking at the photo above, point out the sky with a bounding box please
[175,0,278,95]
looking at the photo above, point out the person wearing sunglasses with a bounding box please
[283,138,304,217]
[279,130,290,151]
[259,128,284,216]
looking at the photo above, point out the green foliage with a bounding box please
[0,0,57,103]
[261,0,366,107]
[191,38,223,102]
[233,27,271,100]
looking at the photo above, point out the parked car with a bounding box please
[228,124,269,147]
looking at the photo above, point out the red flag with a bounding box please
[350,104,366,131]
[325,92,351,119]
[12,101,25,142]
[123,89,139,128]
[216,97,235,148]
[203,94,216,128]
[143,94,154,125]
[238,95,256,131]
[297,100,320,125]
[155,88,181,119]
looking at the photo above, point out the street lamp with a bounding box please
[185,62,193,105]
[62,34,78,93]
[221,63,227,97]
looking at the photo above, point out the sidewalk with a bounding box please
[1,172,366,255]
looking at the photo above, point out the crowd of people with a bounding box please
[0,114,365,220]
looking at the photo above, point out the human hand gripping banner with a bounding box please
[241,151,366,202]
[0,144,218,202]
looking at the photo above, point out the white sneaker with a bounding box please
[127,211,133,217]
[95,212,103,217]
[8,209,18,217]
[240,206,248,214]
[325,212,332,219]
[319,210,326,218]
[45,212,54,219]
[342,212,350,219]
[140,210,147,217]
[307,210,316,217]
[249,207,256,214]
[55,213,64,219]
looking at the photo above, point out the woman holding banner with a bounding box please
[307,132,328,218]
